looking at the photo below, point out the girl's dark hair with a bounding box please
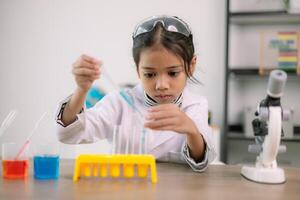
[132,23,199,83]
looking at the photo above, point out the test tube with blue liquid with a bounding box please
[33,143,60,180]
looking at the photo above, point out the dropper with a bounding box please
[101,66,120,91]
[0,110,18,138]
[14,112,47,160]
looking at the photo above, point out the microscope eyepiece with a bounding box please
[267,70,287,98]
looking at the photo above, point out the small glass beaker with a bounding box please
[33,143,60,180]
[2,142,29,179]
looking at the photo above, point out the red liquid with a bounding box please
[2,160,29,179]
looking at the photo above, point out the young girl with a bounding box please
[55,15,216,172]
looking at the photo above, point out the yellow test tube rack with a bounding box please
[73,154,157,183]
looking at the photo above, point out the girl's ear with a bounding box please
[190,56,197,75]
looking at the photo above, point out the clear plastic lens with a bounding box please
[133,16,191,38]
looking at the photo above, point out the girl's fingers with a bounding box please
[81,54,98,64]
[148,125,175,131]
[73,55,103,70]
[146,110,176,120]
[144,117,178,129]
[148,104,178,112]
[92,74,100,79]
[81,54,103,68]
[73,60,97,70]
[73,68,100,76]
[89,75,100,81]
[72,54,102,91]
[76,74,100,82]
[146,104,181,121]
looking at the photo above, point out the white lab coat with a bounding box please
[55,84,216,171]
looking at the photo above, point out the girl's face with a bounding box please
[137,44,196,104]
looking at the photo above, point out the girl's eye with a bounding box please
[168,71,180,77]
[144,72,156,78]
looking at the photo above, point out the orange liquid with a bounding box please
[2,160,29,179]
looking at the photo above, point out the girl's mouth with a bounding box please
[154,95,173,101]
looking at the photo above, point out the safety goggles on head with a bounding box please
[132,15,192,39]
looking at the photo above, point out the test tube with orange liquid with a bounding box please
[2,143,29,179]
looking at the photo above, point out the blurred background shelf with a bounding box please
[229,68,300,80]
[230,12,300,25]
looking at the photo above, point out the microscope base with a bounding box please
[241,165,285,184]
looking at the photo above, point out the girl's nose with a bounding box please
[155,76,169,90]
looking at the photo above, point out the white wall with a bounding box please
[0,0,226,158]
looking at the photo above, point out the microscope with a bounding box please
[241,70,290,184]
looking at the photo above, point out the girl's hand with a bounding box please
[144,104,198,136]
[72,54,102,93]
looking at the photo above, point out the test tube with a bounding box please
[112,126,117,154]
[123,125,135,178]
[125,126,130,155]
[111,125,123,154]
[137,128,149,178]
[131,127,136,154]
[143,128,148,154]
[117,126,122,154]
[111,125,121,177]
[139,128,147,154]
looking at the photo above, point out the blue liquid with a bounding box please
[33,155,59,180]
